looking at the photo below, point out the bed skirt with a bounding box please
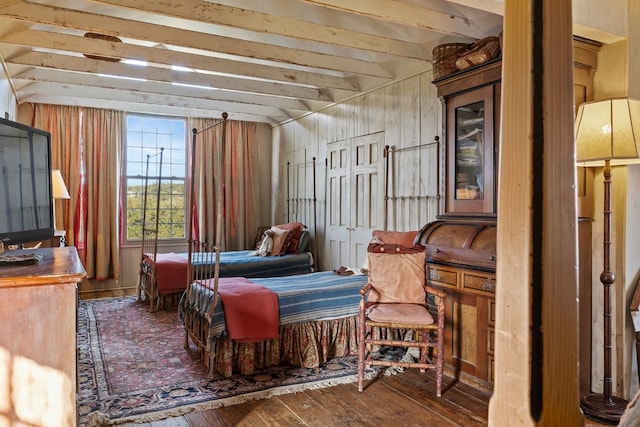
[183,309,358,377]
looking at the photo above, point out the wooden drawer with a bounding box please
[427,264,458,288]
[488,328,495,354]
[488,299,496,326]
[488,355,495,383]
[461,271,495,294]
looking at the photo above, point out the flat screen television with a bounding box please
[0,117,54,247]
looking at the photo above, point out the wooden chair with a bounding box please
[357,241,447,397]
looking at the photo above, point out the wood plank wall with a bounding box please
[274,71,442,271]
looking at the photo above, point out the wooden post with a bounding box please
[488,0,581,425]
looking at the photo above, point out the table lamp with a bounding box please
[51,169,70,233]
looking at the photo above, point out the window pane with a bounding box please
[124,114,187,241]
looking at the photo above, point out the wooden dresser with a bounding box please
[0,247,86,427]
[417,219,497,388]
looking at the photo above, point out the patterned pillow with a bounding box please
[270,226,293,256]
[274,222,305,253]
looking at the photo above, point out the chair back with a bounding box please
[367,242,427,304]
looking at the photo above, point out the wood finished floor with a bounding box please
[112,369,611,427]
[118,369,491,427]
[81,292,610,427]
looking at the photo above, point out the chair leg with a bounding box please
[436,330,444,397]
[357,324,366,392]
[418,330,427,373]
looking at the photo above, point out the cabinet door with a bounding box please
[443,291,492,383]
[446,85,495,214]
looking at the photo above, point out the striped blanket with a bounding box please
[188,250,314,278]
[180,271,368,339]
[147,250,314,295]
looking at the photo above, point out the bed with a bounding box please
[138,226,314,311]
[138,245,315,311]
[136,113,317,311]
[179,270,367,377]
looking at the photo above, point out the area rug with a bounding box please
[76,296,364,426]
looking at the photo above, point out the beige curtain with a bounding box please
[82,108,123,279]
[33,104,81,244]
[33,104,123,280]
[189,118,260,250]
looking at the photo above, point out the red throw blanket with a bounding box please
[198,277,280,343]
[152,253,188,294]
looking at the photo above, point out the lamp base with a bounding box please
[581,393,628,424]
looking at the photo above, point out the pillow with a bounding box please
[274,222,305,254]
[371,230,420,248]
[297,229,310,253]
[367,244,426,304]
[270,226,292,256]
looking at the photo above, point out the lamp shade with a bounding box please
[51,169,70,199]
[575,97,640,166]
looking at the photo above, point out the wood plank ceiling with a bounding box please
[0,0,504,124]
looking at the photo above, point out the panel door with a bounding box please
[350,133,385,267]
[325,133,384,270]
[325,139,350,270]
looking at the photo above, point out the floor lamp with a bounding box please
[575,97,640,423]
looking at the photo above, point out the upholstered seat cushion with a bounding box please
[367,303,434,325]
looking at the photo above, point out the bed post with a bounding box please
[137,147,163,310]
[287,161,291,223]
[185,113,228,348]
[383,145,390,231]
[312,157,318,267]
[212,113,228,313]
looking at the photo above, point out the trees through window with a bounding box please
[124,114,187,241]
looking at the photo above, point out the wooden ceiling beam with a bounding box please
[16,81,292,120]
[0,28,361,91]
[13,68,310,112]
[6,51,333,102]
[93,0,430,59]
[301,0,494,39]
[0,2,393,78]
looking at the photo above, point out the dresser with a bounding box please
[418,219,496,387]
[0,247,86,427]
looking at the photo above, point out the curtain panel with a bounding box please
[188,118,260,251]
[33,104,123,280]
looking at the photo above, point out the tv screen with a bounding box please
[0,117,54,247]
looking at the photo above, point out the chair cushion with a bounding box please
[367,249,427,304]
[372,230,419,248]
[367,303,434,325]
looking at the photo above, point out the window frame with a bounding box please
[122,113,189,245]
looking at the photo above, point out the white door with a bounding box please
[325,133,384,270]
[325,139,350,270]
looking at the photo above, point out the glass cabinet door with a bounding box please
[455,100,485,201]
[446,84,496,215]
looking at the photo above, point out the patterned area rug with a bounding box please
[77,296,363,426]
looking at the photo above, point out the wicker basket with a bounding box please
[455,36,501,71]
[432,42,469,79]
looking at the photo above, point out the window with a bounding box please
[124,114,187,241]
